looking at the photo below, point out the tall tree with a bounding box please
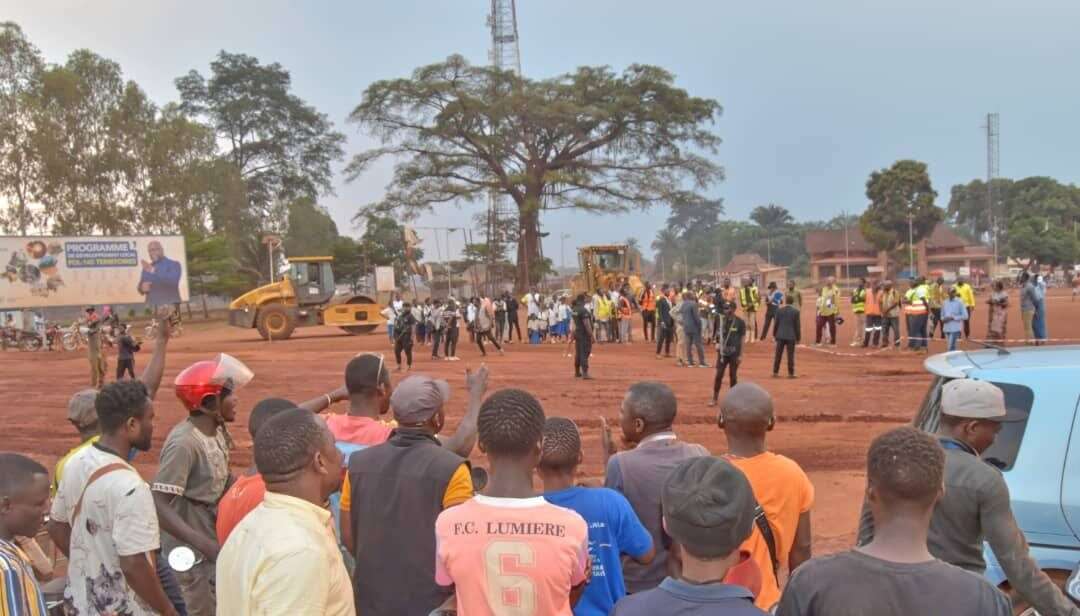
[347,55,723,290]
[947,178,1014,240]
[175,51,346,276]
[282,197,339,257]
[749,203,793,263]
[186,232,248,317]
[0,22,45,235]
[859,160,943,262]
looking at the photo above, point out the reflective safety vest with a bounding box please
[640,289,656,311]
[740,286,760,312]
[851,287,867,314]
[864,289,882,317]
[904,285,929,315]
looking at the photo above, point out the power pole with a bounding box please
[985,112,1000,277]
[487,0,522,291]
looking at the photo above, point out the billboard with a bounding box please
[0,235,189,309]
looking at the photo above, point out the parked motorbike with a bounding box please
[44,322,62,351]
[61,321,87,352]
[1,327,43,351]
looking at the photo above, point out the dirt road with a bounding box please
[4,287,1075,553]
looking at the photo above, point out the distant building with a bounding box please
[805,223,993,284]
[714,253,788,289]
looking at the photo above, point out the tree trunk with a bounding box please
[515,206,541,293]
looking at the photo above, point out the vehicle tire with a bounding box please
[1003,569,1078,615]
[256,305,296,340]
[340,325,378,336]
[20,335,42,352]
[62,333,79,352]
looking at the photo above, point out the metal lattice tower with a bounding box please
[485,0,522,291]
[986,112,1000,269]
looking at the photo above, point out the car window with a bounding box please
[914,377,1034,471]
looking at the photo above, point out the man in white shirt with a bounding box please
[48,380,179,616]
[217,408,354,615]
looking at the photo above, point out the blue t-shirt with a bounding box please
[543,486,653,616]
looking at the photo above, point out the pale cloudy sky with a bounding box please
[5,0,1079,262]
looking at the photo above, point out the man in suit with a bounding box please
[772,294,800,378]
[138,240,183,307]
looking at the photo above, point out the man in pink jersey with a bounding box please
[435,389,590,616]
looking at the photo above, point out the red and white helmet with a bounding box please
[174,354,253,412]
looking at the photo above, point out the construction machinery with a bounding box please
[570,245,645,299]
[228,256,383,340]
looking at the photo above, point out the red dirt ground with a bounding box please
[4,288,1076,555]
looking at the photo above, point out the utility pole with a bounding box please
[842,209,850,285]
[908,211,915,278]
[985,112,1000,278]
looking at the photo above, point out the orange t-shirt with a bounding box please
[435,495,589,616]
[727,452,815,610]
[216,473,267,544]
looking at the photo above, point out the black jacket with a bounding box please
[774,305,801,342]
[656,295,674,328]
[714,315,745,359]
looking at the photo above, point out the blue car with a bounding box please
[920,345,1080,613]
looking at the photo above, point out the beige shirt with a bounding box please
[216,491,355,616]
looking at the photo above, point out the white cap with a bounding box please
[941,379,1024,422]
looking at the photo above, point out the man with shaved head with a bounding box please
[718,383,814,611]
[602,382,708,593]
[138,240,183,307]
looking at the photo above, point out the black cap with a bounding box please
[662,457,756,558]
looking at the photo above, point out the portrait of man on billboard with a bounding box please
[137,240,182,306]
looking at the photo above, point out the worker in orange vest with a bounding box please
[639,282,657,342]
[617,291,633,343]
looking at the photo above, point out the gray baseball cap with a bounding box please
[662,456,755,559]
[941,379,1026,422]
[67,389,99,429]
[390,375,450,425]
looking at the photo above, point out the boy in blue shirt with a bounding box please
[941,287,969,352]
[539,418,655,616]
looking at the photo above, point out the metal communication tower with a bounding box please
[485,0,522,292]
[986,113,1000,271]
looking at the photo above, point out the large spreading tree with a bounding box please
[860,160,943,266]
[346,55,723,289]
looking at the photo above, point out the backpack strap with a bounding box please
[71,462,131,525]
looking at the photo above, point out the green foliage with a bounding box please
[347,55,723,289]
[356,214,423,282]
[186,232,250,298]
[283,197,339,257]
[0,22,45,235]
[1007,217,1079,267]
[331,236,365,293]
[859,160,943,252]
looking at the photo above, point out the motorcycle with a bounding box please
[1,327,44,351]
[44,322,62,351]
[61,321,87,352]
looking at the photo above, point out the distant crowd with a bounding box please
[2,310,1079,616]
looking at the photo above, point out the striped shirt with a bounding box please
[0,538,47,616]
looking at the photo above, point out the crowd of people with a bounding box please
[2,309,1078,616]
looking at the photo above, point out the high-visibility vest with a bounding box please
[864,289,882,316]
[852,287,867,314]
[904,286,929,315]
[640,290,655,311]
[740,286,760,312]
[618,297,632,319]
